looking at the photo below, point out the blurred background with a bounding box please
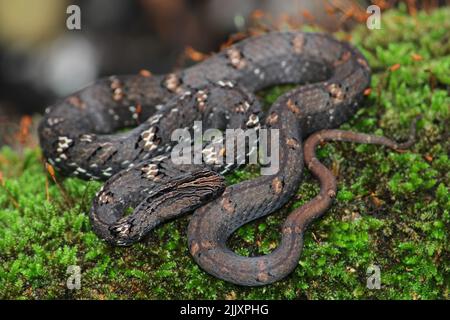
[0,0,448,148]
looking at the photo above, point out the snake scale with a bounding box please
[39,31,416,286]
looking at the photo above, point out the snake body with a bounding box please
[39,31,414,286]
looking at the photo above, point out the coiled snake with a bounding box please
[39,32,416,286]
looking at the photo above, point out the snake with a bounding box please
[38,31,416,286]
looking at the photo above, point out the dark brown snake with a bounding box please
[38,31,417,286]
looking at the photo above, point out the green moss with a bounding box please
[1,8,449,299]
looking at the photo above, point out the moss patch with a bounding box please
[1,7,449,299]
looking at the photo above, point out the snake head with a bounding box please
[107,168,226,246]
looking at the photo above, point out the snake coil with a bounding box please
[39,32,416,286]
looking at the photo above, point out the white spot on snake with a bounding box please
[80,134,93,143]
[47,118,64,126]
[147,113,163,125]
[327,83,345,103]
[115,223,131,236]
[253,68,265,80]
[234,103,246,113]
[196,90,208,111]
[57,136,73,154]
[102,167,113,177]
[227,47,246,69]
[152,155,168,162]
[98,192,113,204]
[246,114,260,128]
[140,126,159,152]
[141,164,159,180]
